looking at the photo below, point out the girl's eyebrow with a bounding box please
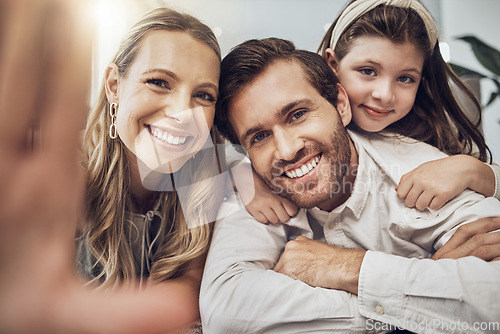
[363,60,422,75]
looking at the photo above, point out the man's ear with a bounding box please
[336,84,352,127]
[104,63,120,104]
[324,48,339,75]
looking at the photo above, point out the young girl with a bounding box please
[246,0,499,224]
[77,7,223,332]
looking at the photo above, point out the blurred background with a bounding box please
[91,0,500,161]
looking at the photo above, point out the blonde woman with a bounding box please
[76,6,223,332]
[1,0,224,332]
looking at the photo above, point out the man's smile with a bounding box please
[284,154,321,179]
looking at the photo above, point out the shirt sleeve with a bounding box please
[359,251,500,333]
[487,162,500,200]
[200,197,368,334]
[358,194,500,333]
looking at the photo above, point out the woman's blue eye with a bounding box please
[359,68,376,76]
[195,91,216,102]
[147,78,169,88]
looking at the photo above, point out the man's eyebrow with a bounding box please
[279,99,312,118]
[239,99,313,146]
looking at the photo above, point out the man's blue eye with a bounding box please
[292,110,305,120]
[253,133,267,143]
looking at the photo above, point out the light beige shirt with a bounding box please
[201,130,500,333]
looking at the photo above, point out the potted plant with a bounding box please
[449,35,500,108]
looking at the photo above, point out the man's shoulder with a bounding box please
[349,130,448,181]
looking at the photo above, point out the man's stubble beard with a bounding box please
[262,123,352,209]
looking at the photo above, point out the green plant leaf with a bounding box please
[449,63,500,108]
[484,92,499,108]
[449,62,487,78]
[490,77,500,93]
[456,36,500,76]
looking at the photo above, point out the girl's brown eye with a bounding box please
[194,91,216,102]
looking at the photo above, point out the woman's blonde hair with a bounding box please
[81,7,222,287]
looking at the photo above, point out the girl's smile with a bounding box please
[329,36,424,132]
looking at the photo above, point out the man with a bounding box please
[200,38,500,333]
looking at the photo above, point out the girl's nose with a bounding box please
[371,79,395,105]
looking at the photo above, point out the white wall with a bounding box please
[440,0,500,161]
[92,0,500,160]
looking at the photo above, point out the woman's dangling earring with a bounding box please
[109,102,118,139]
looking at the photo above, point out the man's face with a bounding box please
[228,60,353,209]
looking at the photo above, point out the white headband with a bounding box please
[330,0,439,50]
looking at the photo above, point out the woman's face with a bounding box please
[108,30,220,174]
[329,36,424,132]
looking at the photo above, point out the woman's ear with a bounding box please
[325,48,339,75]
[336,84,352,127]
[104,63,120,104]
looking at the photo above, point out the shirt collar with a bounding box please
[308,130,371,220]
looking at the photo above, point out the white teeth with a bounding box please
[149,127,187,146]
[285,155,321,179]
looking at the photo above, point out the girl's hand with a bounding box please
[242,168,298,224]
[396,155,494,210]
[228,160,298,224]
[245,174,299,224]
[432,217,500,261]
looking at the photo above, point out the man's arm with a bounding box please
[200,200,368,333]
[274,236,500,333]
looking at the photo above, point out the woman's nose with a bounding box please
[164,91,194,123]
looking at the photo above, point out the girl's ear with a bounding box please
[325,48,339,75]
[104,63,120,104]
[336,84,352,127]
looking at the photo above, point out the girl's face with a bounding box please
[106,30,220,174]
[328,36,425,132]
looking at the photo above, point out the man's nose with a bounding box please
[273,127,304,162]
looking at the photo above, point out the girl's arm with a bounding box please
[396,154,497,211]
